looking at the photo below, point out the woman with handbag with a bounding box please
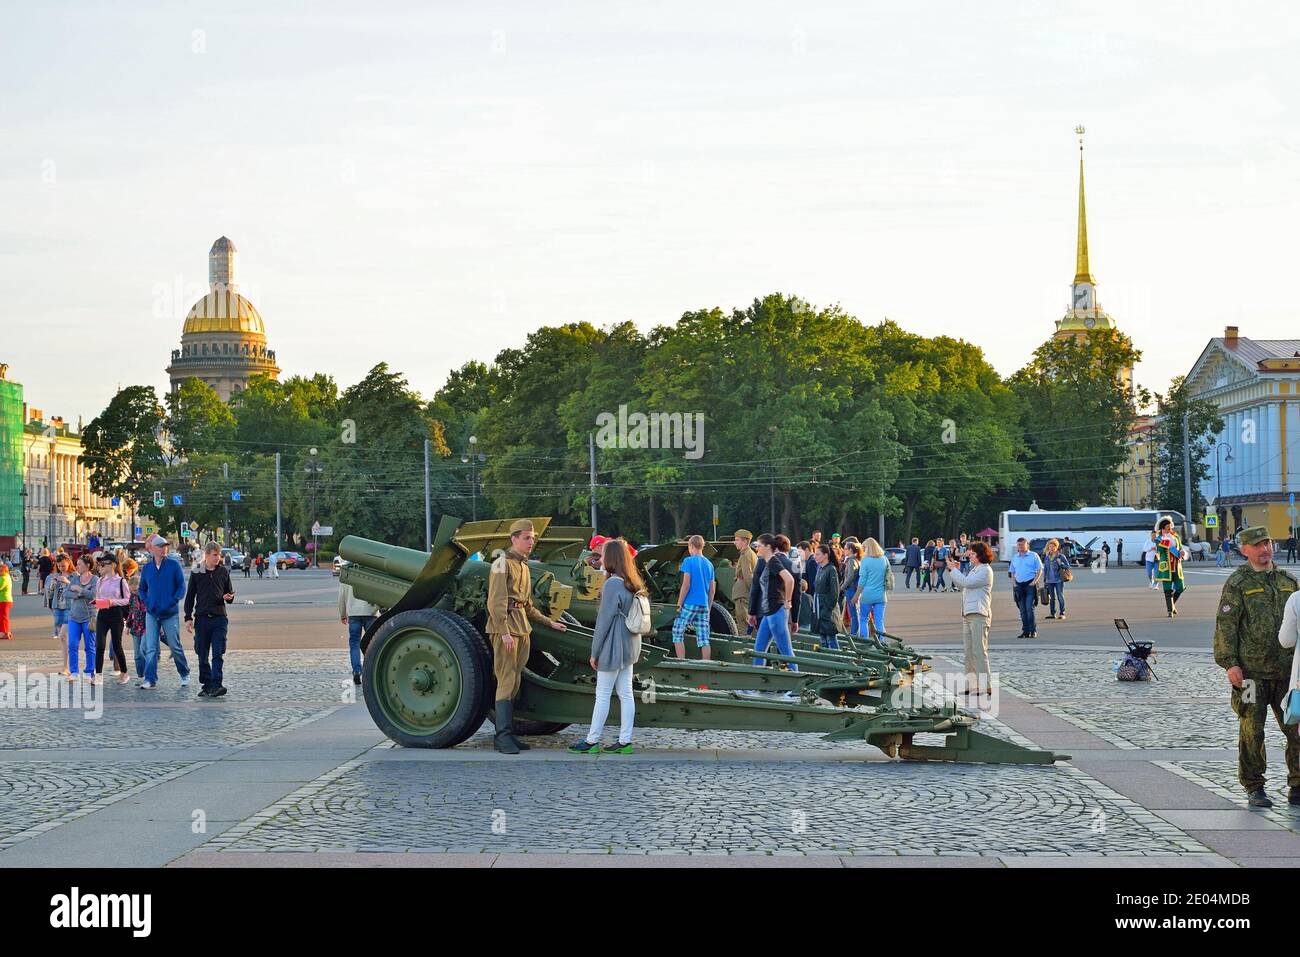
[569,538,645,755]
[1043,539,1071,621]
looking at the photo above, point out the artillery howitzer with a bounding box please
[495,526,930,675]
[338,517,1068,765]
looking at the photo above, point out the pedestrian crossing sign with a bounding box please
[1205,514,1218,528]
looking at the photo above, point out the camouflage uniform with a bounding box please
[1213,561,1300,792]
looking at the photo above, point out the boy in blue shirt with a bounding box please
[671,534,715,660]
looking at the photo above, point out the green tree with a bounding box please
[1152,375,1225,525]
[79,385,167,533]
[1010,330,1148,509]
[166,378,236,458]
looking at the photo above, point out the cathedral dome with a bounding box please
[182,290,266,336]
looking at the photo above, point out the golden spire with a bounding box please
[1074,125,1095,284]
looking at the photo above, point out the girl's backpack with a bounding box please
[624,590,653,636]
[127,587,147,638]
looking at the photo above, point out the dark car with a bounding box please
[1028,537,1097,567]
[269,550,309,570]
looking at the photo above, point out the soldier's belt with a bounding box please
[507,598,531,610]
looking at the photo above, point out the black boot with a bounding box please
[1247,788,1273,808]
[494,700,520,755]
[1164,591,1174,618]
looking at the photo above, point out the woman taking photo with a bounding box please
[93,554,132,683]
[569,538,644,754]
[947,540,995,696]
[855,538,890,638]
[46,556,73,676]
[1042,539,1070,621]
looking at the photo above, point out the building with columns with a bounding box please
[1052,126,1134,392]
[1183,326,1300,541]
[22,409,133,548]
[165,237,280,401]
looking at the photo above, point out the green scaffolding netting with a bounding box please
[0,381,24,538]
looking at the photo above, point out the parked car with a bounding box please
[268,550,309,570]
[884,547,906,566]
[1028,536,1098,567]
[221,548,247,570]
[332,555,349,577]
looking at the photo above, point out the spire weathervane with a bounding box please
[1074,125,1094,285]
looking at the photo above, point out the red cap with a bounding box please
[588,535,610,551]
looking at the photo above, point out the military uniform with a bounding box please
[1213,528,1300,796]
[731,531,757,626]
[486,547,549,702]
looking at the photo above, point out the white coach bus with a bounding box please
[996,507,1191,562]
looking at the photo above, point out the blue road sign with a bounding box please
[231,490,241,501]
[110,497,120,506]
[134,526,142,536]
[172,495,183,506]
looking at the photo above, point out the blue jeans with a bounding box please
[934,566,947,589]
[138,612,190,685]
[861,600,886,637]
[1013,581,1037,634]
[348,615,375,673]
[68,619,95,676]
[843,585,859,636]
[1047,580,1065,616]
[194,616,229,690]
[753,609,797,672]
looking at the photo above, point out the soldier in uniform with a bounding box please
[486,519,568,755]
[1213,525,1300,807]
[731,529,757,635]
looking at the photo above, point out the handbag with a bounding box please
[1282,633,1300,726]
[1060,559,1073,583]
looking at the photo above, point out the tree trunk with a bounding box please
[836,504,849,538]
[902,492,920,544]
[669,501,691,540]
[647,494,659,544]
[781,489,798,540]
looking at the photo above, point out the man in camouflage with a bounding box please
[1213,525,1300,807]
[731,529,757,634]
[486,519,568,755]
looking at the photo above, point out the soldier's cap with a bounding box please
[733,529,753,540]
[509,519,535,535]
[1238,525,1271,546]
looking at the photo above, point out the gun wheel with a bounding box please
[363,608,490,748]
[709,601,739,637]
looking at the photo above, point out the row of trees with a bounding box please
[79,292,1223,551]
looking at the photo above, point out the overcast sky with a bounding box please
[4,1,1299,424]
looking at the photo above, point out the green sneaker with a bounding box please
[602,742,634,754]
[568,740,600,754]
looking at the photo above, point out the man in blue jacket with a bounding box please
[137,535,191,690]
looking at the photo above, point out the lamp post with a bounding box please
[460,435,484,522]
[19,484,27,551]
[1216,442,1234,540]
[304,447,322,566]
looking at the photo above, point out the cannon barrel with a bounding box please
[339,535,433,583]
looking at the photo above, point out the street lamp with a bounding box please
[460,435,484,522]
[19,484,27,551]
[1216,442,1234,539]
[304,447,323,566]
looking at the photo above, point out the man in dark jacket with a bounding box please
[904,538,922,589]
[747,534,797,672]
[185,541,236,698]
[811,544,841,650]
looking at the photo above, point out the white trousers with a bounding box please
[585,664,635,744]
[962,613,992,688]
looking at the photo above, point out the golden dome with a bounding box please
[182,289,266,336]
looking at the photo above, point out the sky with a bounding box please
[3,0,1299,424]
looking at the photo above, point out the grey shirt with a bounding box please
[65,574,97,623]
[590,576,637,672]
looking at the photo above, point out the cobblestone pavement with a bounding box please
[1,650,352,751]
[0,644,1286,864]
[1164,760,1300,830]
[0,761,197,849]
[203,757,1211,856]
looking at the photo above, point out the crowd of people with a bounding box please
[0,536,234,695]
